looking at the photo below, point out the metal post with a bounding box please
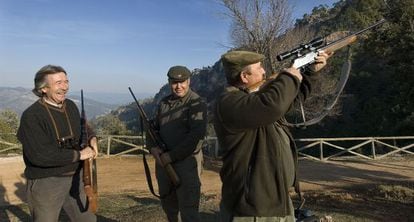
[320,140,323,161]
[371,140,376,159]
[106,136,111,157]
[215,138,219,158]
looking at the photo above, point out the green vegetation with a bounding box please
[291,0,414,137]
[0,109,19,134]
[92,114,132,136]
[0,109,20,153]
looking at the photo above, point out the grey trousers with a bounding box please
[156,156,201,222]
[26,173,96,222]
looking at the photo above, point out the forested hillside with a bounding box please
[292,0,413,137]
[96,0,413,138]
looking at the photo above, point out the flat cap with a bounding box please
[221,50,265,82]
[167,65,191,81]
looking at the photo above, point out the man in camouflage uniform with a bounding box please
[214,50,331,222]
[147,65,207,222]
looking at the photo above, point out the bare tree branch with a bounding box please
[220,0,297,73]
[219,0,343,120]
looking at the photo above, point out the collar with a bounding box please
[225,85,249,94]
[42,97,65,108]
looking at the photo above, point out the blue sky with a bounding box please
[0,0,337,95]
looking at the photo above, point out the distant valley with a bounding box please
[0,87,145,119]
[69,91,153,105]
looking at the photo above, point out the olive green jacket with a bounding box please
[148,89,207,162]
[214,72,312,217]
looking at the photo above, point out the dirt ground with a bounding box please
[97,156,222,196]
[97,155,414,196]
[1,155,414,221]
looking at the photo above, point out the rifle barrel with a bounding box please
[276,19,386,62]
[323,19,386,52]
[128,87,180,186]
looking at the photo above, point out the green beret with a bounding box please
[167,66,191,81]
[221,50,265,82]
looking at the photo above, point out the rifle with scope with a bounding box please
[249,19,386,91]
[279,19,386,68]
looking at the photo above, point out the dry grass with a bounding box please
[298,183,414,222]
[2,186,413,222]
[1,192,220,222]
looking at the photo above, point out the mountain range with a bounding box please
[0,87,117,119]
[69,91,152,105]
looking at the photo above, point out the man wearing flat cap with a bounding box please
[146,65,207,222]
[214,50,331,221]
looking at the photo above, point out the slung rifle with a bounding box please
[128,87,180,198]
[80,89,98,213]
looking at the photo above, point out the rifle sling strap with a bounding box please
[40,99,74,141]
[142,153,175,199]
[292,47,353,211]
[143,153,161,198]
[287,46,352,128]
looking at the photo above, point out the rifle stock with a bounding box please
[80,90,98,213]
[321,19,385,53]
[128,87,180,187]
[83,159,97,213]
[323,35,357,53]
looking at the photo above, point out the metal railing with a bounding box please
[204,136,414,161]
[97,135,148,157]
[0,133,21,154]
[0,134,149,156]
[2,133,414,161]
[295,136,414,161]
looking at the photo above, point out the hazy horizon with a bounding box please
[0,86,150,105]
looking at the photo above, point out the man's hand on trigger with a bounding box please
[308,51,333,73]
